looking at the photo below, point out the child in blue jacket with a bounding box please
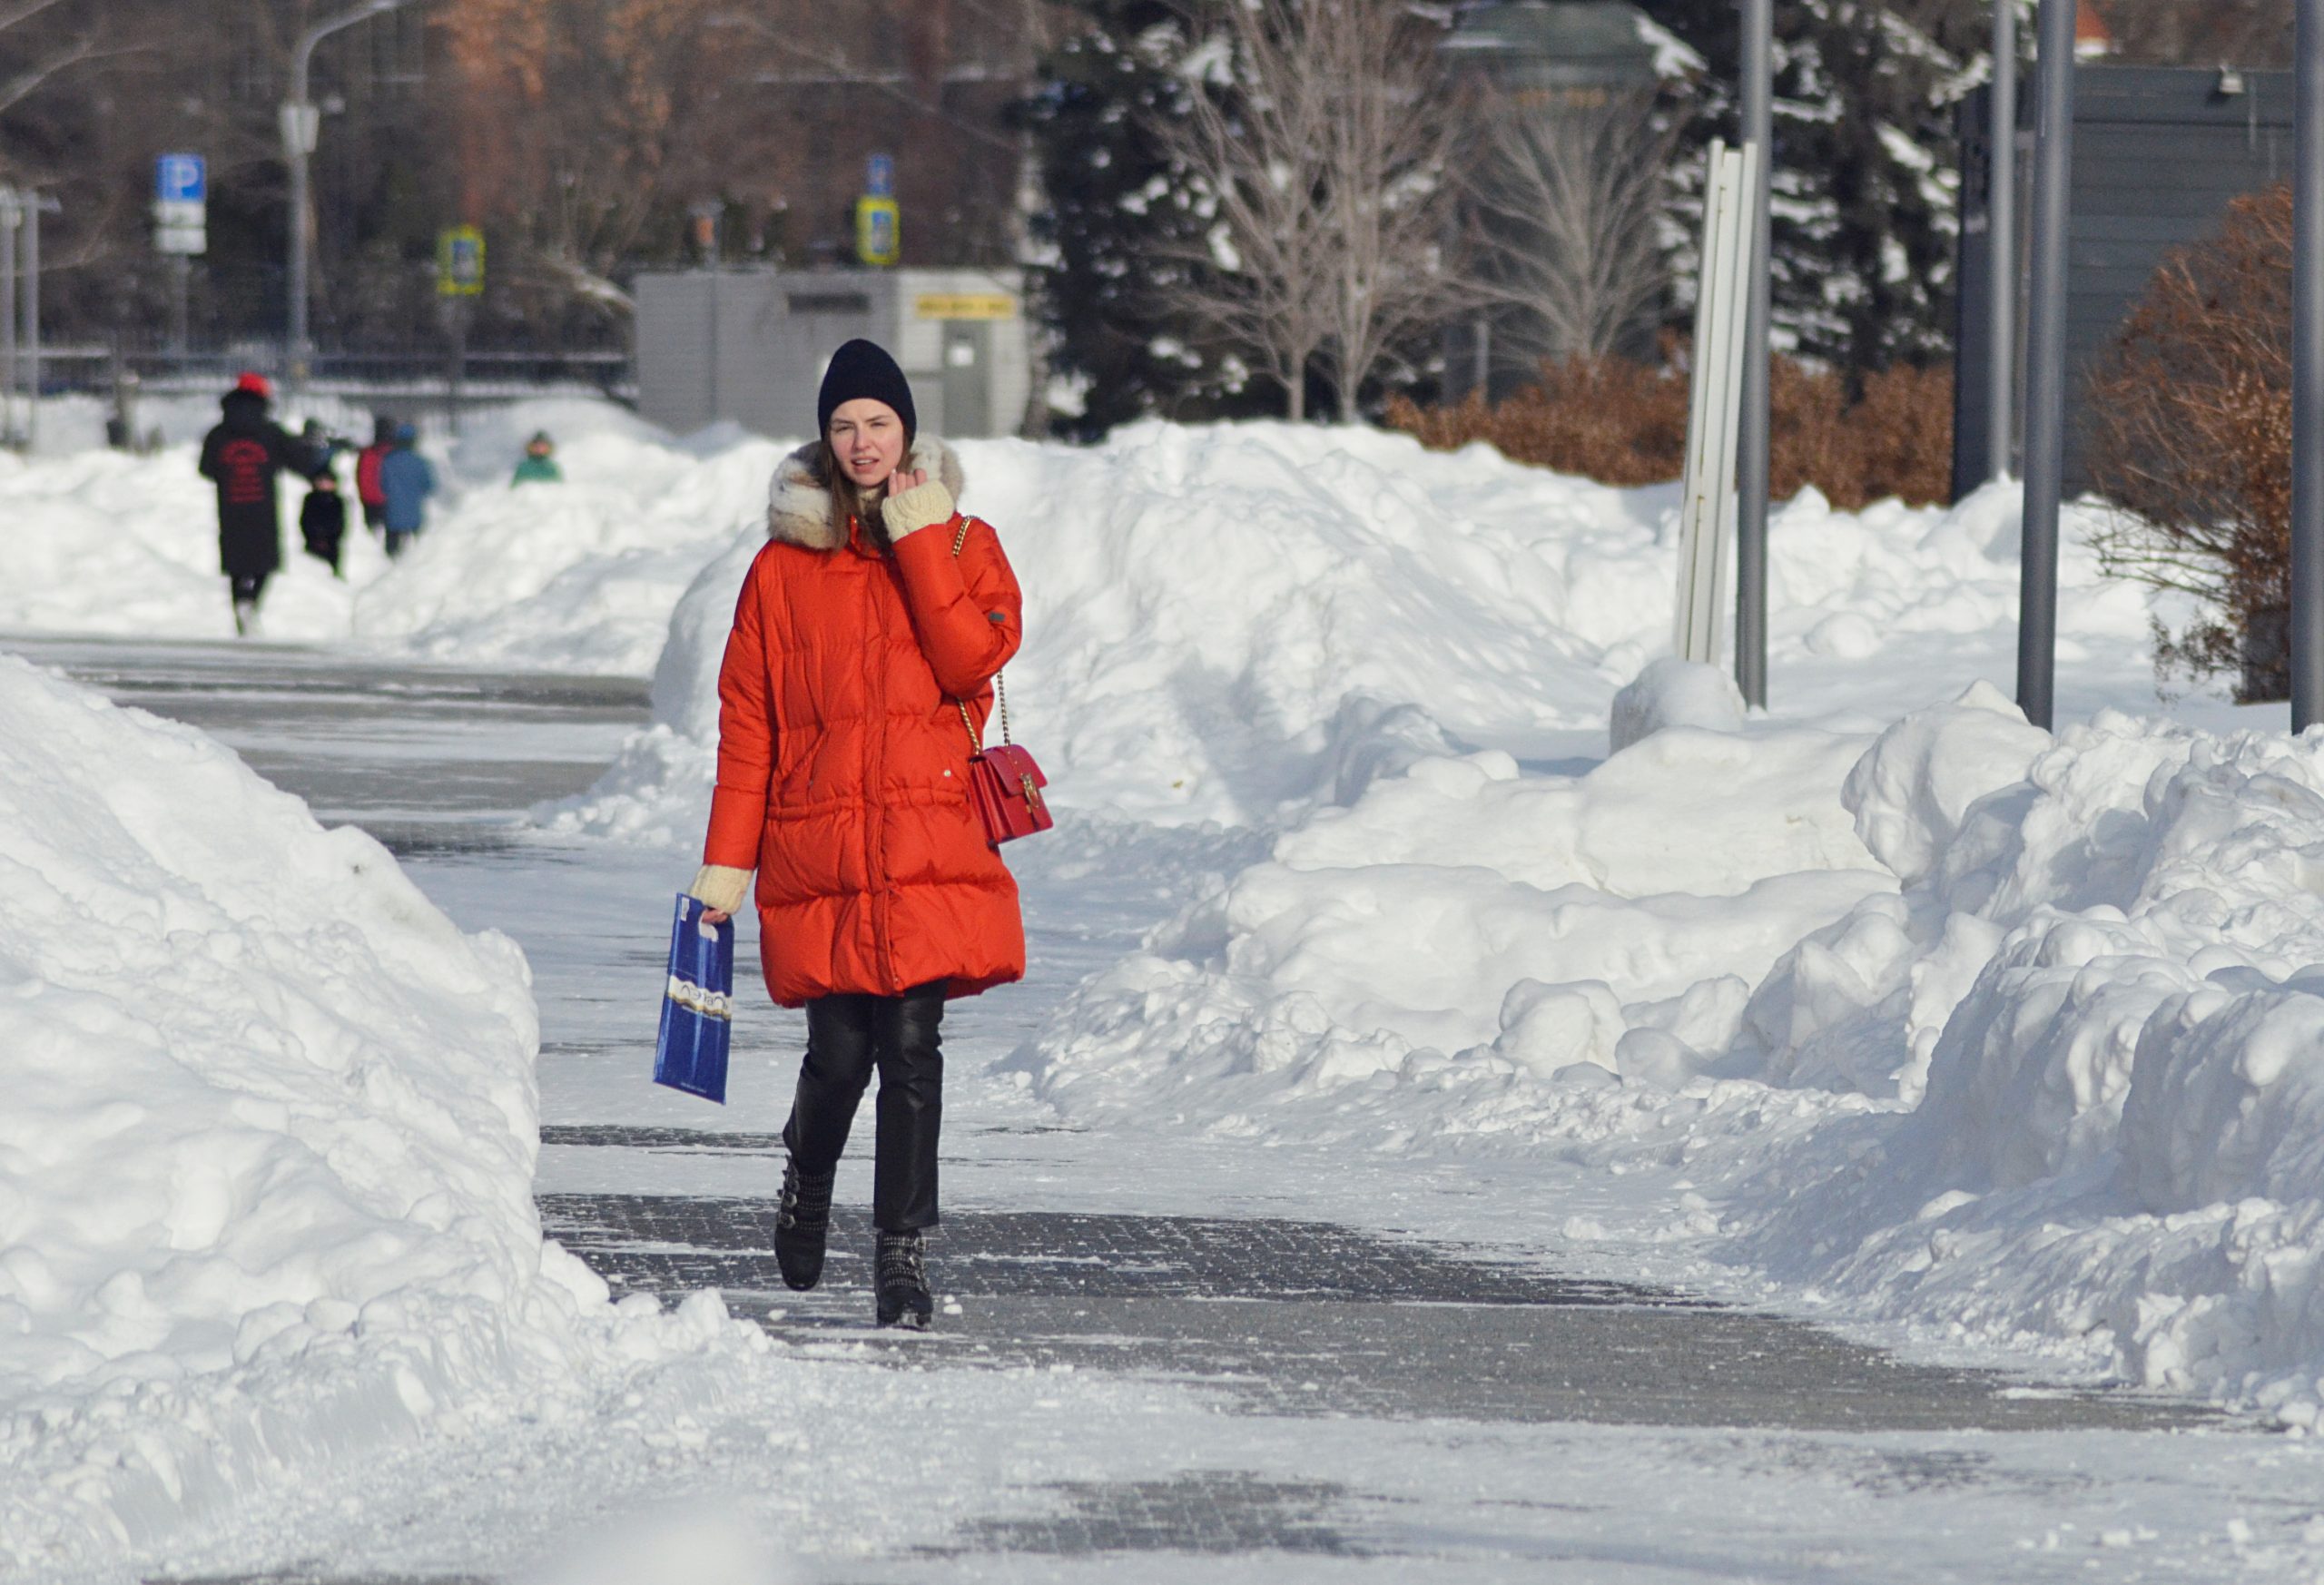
[379,424,437,557]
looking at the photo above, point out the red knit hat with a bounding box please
[233,370,272,399]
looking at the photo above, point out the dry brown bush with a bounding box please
[1384,356,1690,487]
[2084,185,2292,701]
[1386,350,1954,510]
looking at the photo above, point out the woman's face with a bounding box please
[828,399,908,489]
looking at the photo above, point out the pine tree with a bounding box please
[1646,0,1984,370]
[1019,0,1283,434]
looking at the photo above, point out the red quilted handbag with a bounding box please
[950,519,1052,845]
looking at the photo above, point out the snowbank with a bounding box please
[0,655,753,1567]
[349,409,783,674]
[553,422,2201,842]
[1739,696,2324,1422]
[0,399,774,674]
[1022,723,1893,1127]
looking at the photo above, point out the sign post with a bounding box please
[154,154,207,356]
[436,225,484,436]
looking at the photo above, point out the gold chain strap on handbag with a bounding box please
[952,517,1010,753]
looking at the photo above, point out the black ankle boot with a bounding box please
[875,1229,931,1328]
[774,1158,835,1292]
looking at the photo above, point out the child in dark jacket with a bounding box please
[300,472,349,577]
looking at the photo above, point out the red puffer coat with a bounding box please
[703,439,1026,1006]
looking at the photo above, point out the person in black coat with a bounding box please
[197,372,319,635]
[300,471,349,577]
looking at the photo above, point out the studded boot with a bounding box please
[773,1157,835,1292]
[874,1229,932,1328]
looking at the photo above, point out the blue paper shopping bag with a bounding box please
[654,892,734,1103]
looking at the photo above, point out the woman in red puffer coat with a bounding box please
[686,339,1024,1330]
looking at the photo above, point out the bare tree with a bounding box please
[1313,0,1462,420]
[1139,0,1459,422]
[1139,0,1335,419]
[1461,85,1675,363]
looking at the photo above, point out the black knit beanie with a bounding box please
[817,339,916,442]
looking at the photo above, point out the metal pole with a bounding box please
[284,41,317,391]
[21,195,37,452]
[0,189,15,445]
[691,200,724,424]
[284,2,404,397]
[448,298,467,438]
[1736,0,1772,709]
[1989,0,2017,480]
[707,219,721,422]
[2016,0,2077,732]
[172,254,191,356]
[2294,0,2324,729]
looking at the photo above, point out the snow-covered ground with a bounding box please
[8,401,2324,1574]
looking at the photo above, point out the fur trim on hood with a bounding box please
[766,437,965,550]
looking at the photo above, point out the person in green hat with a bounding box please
[511,430,563,486]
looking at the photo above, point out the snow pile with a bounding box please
[555,423,2176,842]
[1609,656,1746,752]
[0,654,753,1567]
[0,399,774,674]
[1738,694,2324,1420]
[349,404,783,675]
[1022,722,1892,1126]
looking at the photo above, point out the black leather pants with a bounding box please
[783,981,946,1231]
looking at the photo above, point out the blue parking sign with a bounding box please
[866,153,895,199]
[156,154,206,204]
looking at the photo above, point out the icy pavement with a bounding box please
[14,635,2324,1584]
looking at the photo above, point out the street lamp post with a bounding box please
[2015,0,2078,731]
[1990,0,2018,482]
[1736,0,1772,709]
[2294,0,2324,729]
[283,0,409,396]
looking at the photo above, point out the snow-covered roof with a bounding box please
[1438,0,1665,89]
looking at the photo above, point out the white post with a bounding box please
[1674,142,1762,666]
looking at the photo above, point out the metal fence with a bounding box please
[28,343,635,408]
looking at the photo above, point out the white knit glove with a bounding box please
[881,478,957,541]
[687,864,751,916]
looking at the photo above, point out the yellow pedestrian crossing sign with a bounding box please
[855,198,900,269]
[438,226,485,297]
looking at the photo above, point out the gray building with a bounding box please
[635,268,1032,440]
[1955,64,2293,497]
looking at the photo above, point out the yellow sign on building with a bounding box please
[913,293,1018,321]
